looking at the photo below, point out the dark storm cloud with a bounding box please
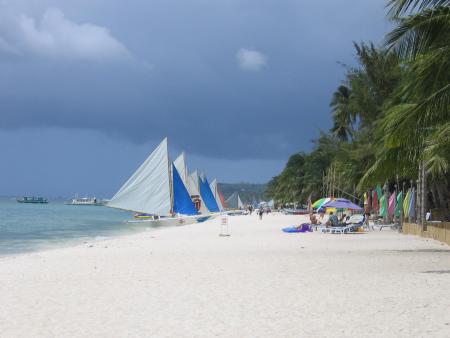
[0,0,390,160]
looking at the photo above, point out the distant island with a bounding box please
[218,183,267,204]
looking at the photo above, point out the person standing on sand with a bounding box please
[258,208,263,220]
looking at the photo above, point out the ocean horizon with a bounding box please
[0,197,153,256]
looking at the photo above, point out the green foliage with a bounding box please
[267,0,449,207]
[218,183,267,204]
[266,134,336,203]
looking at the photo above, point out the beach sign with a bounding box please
[219,213,230,237]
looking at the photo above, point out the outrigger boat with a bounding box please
[17,196,48,204]
[107,138,215,226]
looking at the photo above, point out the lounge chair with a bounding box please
[327,214,365,234]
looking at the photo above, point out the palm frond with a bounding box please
[385,6,450,59]
[387,0,450,18]
[424,122,450,176]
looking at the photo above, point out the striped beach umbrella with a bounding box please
[312,198,330,209]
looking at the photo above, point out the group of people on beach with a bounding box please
[308,209,351,228]
[246,205,270,220]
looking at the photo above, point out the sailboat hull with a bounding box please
[126,214,215,226]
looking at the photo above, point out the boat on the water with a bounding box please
[65,197,105,206]
[107,138,216,226]
[17,196,48,204]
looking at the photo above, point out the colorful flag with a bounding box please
[403,189,411,217]
[408,188,416,219]
[372,190,379,213]
[395,191,403,217]
[376,185,383,202]
[379,195,387,217]
[388,193,396,216]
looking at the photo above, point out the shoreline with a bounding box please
[1,213,449,337]
[0,218,192,260]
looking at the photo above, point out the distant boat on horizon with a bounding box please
[17,196,48,204]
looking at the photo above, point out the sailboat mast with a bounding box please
[168,141,174,214]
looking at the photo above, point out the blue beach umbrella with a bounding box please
[321,198,363,211]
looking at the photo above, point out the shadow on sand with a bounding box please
[421,270,450,274]
[391,249,450,253]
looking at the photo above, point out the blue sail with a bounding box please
[199,176,220,212]
[172,164,198,215]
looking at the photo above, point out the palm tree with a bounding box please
[330,85,354,141]
[383,0,450,177]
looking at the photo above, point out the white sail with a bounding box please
[226,192,244,210]
[187,170,208,214]
[187,170,199,196]
[173,152,188,185]
[209,179,224,211]
[238,195,244,209]
[108,138,172,215]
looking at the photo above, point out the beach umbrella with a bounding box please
[312,198,326,208]
[321,198,363,211]
[313,197,331,210]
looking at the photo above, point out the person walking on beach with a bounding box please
[258,208,263,220]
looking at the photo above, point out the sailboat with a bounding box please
[209,179,227,211]
[174,154,208,214]
[199,174,220,213]
[226,192,244,210]
[184,169,222,214]
[107,138,212,226]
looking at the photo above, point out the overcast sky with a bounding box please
[0,0,391,197]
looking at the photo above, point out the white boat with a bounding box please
[107,138,214,225]
[65,197,104,206]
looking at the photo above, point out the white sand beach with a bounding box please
[1,214,449,337]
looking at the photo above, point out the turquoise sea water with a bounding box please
[0,197,149,256]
